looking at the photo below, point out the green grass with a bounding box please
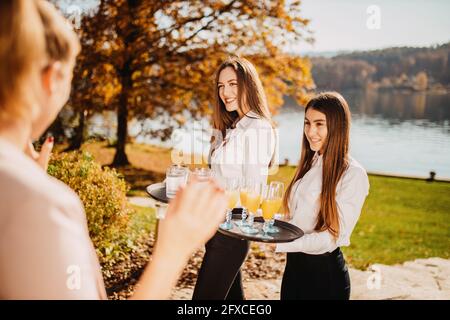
[344,176,450,269]
[129,205,157,242]
[269,166,450,269]
[127,189,149,197]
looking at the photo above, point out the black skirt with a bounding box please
[192,231,249,300]
[281,248,350,300]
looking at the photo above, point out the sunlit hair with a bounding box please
[210,56,276,166]
[37,0,81,63]
[283,92,351,239]
[0,0,46,123]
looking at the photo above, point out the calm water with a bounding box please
[90,90,450,179]
[275,91,450,179]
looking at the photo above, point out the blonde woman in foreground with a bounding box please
[0,0,226,299]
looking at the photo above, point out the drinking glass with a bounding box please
[219,177,239,230]
[165,164,188,199]
[239,180,262,234]
[261,181,284,233]
[191,167,212,183]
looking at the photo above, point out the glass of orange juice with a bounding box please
[219,177,239,230]
[240,180,261,234]
[236,177,251,227]
[261,181,284,233]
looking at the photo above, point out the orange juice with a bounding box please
[240,190,248,208]
[246,193,261,214]
[261,198,282,220]
[226,190,239,209]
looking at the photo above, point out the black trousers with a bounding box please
[281,248,350,300]
[192,231,249,300]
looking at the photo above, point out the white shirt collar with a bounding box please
[235,110,261,129]
[312,151,323,167]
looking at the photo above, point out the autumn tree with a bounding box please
[63,0,315,166]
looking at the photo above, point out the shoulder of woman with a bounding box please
[20,166,84,216]
[243,115,273,132]
[0,173,86,238]
[340,157,370,189]
[347,157,368,176]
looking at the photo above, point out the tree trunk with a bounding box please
[65,109,86,151]
[111,0,139,167]
[112,66,131,167]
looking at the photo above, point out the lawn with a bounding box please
[269,166,450,269]
[345,175,450,269]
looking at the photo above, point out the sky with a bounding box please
[293,0,450,53]
[57,0,450,53]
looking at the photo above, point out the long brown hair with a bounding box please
[283,92,351,239]
[210,56,276,163]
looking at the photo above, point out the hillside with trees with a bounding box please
[311,42,450,92]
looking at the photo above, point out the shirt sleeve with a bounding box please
[276,166,369,254]
[241,121,276,184]
[0,196,104,299]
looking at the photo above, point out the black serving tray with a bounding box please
[146,184,304,243]
[217,208,304,243]
[146,183,169,203]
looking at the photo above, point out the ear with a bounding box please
[41,62,62,96]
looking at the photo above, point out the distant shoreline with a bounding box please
[312,86,450,95]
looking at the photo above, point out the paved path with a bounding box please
[169,257,450,300]
[128,196,156,207]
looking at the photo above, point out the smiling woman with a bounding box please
[276,91,369,300]
[193,56,277,300]
[218,67,240,114]
[304,108,328,153]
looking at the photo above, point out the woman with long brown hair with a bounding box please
[192,56,277,299]
[276,92,369,300]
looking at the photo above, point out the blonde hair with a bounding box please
[36,0,81,63]
[0,0,46,123]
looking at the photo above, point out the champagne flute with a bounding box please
[240,180,262,234]
[219,177,239,230]
[261,181,284,233]
[245,181,262,216]
[236,177,251,227]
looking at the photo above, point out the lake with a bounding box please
[275,90,450,179]
[91,90,450,179]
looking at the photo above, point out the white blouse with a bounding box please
[276,152,370,255]
[0,138,106,299]
[210,111,276,184]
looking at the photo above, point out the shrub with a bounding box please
[47,151,137,277]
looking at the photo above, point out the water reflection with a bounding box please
[344,90,450,124]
